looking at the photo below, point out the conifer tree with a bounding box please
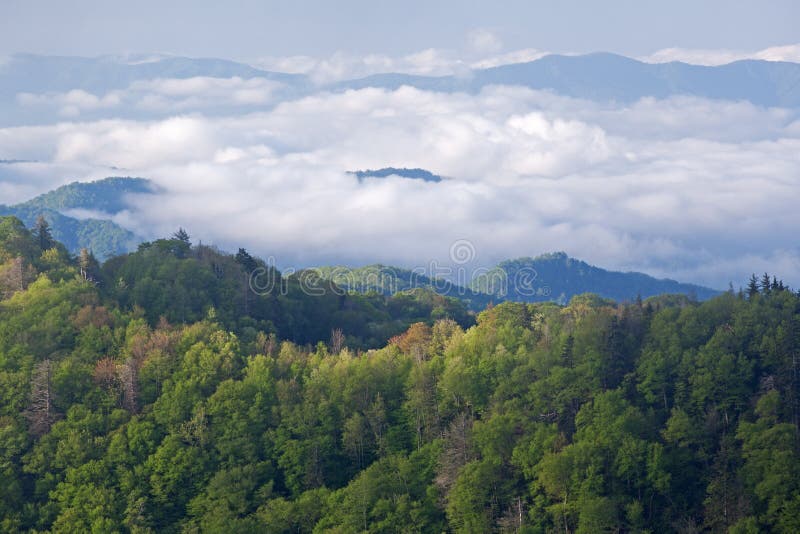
[747,274,760,299]
[761,272,772,294]
[32,215,54,251]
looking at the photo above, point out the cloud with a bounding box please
[14,76,283,118]
[251,30,536,83]
[641,43,800,65]
[470,48,549,69]
[17,89,122,117]
[253,49,468,84]
[1,85,799,289]
[467,29,503,55]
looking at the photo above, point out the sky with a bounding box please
[2,0,799,60]
[1,1,799,290]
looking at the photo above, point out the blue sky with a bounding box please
[2,0,798,59]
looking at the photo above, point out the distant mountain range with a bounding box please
[0,53,307,96]
[0,177,153,259]
[336,53,800,108]
[1,52,799,125]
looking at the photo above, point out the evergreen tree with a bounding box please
[173,228,190,244]
[32,215,54,251]
[747,274,760,299]
[761,272,772,295]
[171,228,191,258]
[235,248,258,273]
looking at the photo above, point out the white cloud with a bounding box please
[17,89,122,117]
[251,29,541,83]
[253,49,467,84]
[131,76,280,107]
[467,29,503,55]
[641,43,800,65]
[2,85,799,289]
[470,48,549,69]
[14,76,283,118]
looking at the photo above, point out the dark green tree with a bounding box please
[33,215,54,251]
[747,274,760,299]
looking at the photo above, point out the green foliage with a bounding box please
[313,264,494,311]
[102,240,473,348]
[0,227,798,532]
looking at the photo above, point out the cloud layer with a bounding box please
[2,79,799,290]
[15,76,284,118]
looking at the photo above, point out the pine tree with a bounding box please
[173,228,190,243]
[171,228,191,258]
[747,274,760,299]
[235,248,258,273]
[761,272,772,295]
[32,215,54,251]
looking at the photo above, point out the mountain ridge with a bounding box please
[2,52,799,127]
[473,252,719,304]
[335,52,800,107]
[0,177,154,259]
[312,251,719,309]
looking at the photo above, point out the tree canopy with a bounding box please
[0,214,798,533]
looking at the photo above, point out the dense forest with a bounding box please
[1,214,799,533]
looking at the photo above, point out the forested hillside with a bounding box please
[312,264,495,311]
[1,214,799,532]
[473,253,719,304]
[0,178,152,259]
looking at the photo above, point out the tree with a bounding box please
[173,228,190,244]
[78,248,99,283]
[33,215,54,251]
[0,256,34,298]
[118,358,139,413]
[736,390,800,530]
[330,328,345,354]
[25,359,59,436]
[747,274,760,299]
[235,248,257,273]
[171,228,191,258]
[761,273,772,295]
